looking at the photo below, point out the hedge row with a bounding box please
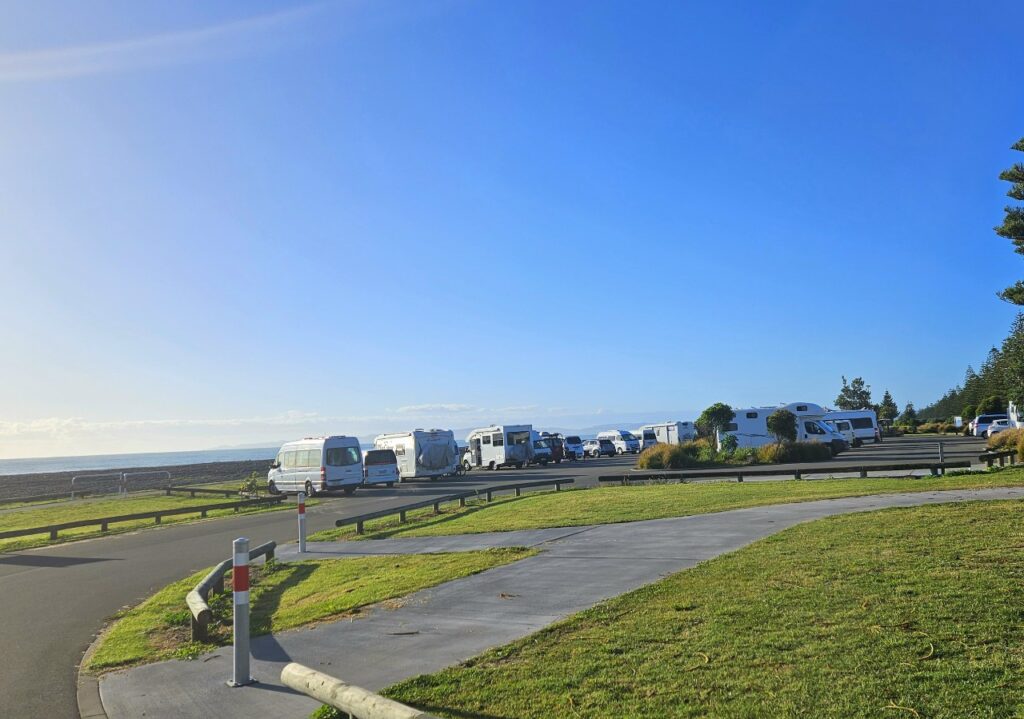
[636,440,831,470]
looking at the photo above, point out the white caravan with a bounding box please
[268,436,362,496]
[465,424,534,470]
[824,409,880,443]
[639,421,697,445]
[597,430,641,454]
[373,429,459,481]
[719,402,848,453]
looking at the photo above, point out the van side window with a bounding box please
[283,451,298,468]
[746,412,758,419]
[492,433,504,446]
[482,435,491,445]
[326,447,360,466]
[850,418,874,429]
[725,423,738,431]
[796,405,808,411]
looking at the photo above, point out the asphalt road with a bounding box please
[0,435,987,718]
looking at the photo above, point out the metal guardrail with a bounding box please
[597,460,973,485]
[979,449,1017,468]
[70,472,123,499]
[186,540,276,641]
[165,485,240,498]
[334,478,575,535]
[0,495,287,542]
[281,663,438,719]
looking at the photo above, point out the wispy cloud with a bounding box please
[395,403,480,415]
[0,3,328,82]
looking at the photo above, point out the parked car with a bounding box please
[584,438,616,458]
[268,435,362,496]
[597,430,641,454]
[973,413,1008,437]
[986,418,1011,438]
[362,448,399,487]
[563,435,585,460]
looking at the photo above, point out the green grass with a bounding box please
[376,500,1024,718]
[308,468,1024,542]
[0,492,298,552]
[85,547,534,671]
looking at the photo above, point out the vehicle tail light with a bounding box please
[320,466,326,488]
[363,467,368,480]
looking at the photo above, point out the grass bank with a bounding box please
[85,547,533,671]
[376,500,1024,718]
[0,492,306,552]
[308,469,1024,542]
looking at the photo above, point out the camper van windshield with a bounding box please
[566,436,582,444]
[508,431,530,445]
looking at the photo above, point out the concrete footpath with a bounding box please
[98,487,1023,719]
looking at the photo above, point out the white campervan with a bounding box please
[597,430,641,454]
[824,410,880,444]
[464,424,534,470]
[267,436,362,496]
[720,403,848,454]
[639,421,697,445]
[373,429,459,481]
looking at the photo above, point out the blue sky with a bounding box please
[1,0,1022,458]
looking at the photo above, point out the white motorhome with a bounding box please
[373,429,459,481]
[597,429,641,454]
[639,421,697,445]
[267,436,362,496]
[824,409,880,443]
[719,402,848,454]
[464,424,534,470]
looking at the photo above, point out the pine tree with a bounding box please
[997,137,1024,303]
[835,376,873,410]
[878,390,899,421]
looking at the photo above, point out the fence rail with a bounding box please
[979,449,1017,468]
[281,663,438,719]
[186,540,276,641]
[334,478,575,535]
[165,485,240,498]
[0,495,287,542]
[597,460,972,485]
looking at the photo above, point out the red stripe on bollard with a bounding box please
[298,501,305,515]
[233,565,249,592]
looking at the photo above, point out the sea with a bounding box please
[0,447,282,477]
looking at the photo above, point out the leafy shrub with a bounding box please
[766,409,797,443]
[636,444,699,470]
[988,428,1023,450]
[755,441,833,464]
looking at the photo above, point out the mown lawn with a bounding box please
[86,547,533,671]
[0,492,302,552]
[374,500,1024,719]
[308,469,1024,541]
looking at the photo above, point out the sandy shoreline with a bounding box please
[0,459,273,502]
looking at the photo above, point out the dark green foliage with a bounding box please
[997,137,1024,303]
[897,402,918,426]
[977,396,1006,414]
[766,409,797,443]
[695,403,735,440]
[877,390,899,421]
[834,376,873,410]
[754,441,833,463]
[961,404,976,421]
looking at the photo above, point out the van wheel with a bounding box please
[488,461,496,471]
[386,482,395,488]
[617,448,624,455]
[268,480,280,495]
[343,486,356,496]
[463,460,472,472]
[304,481,315,497]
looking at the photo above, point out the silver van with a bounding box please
[268,436,363,496]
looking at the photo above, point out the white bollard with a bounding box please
[228,537,253,687]
[297,491,307,554]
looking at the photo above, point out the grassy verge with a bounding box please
[376,500,1024,718]
[309,468,1024,542]
[85,547,534,671]
[0,492,302,552]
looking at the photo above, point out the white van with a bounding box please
[268,436,362,496]
[638,421,696,445]
[464,424,533,470]
[373,429,459,481]
[824,410,880,443]
[634,427,658,451]
[362,448,400,487]
[823,419,860,447]
[597,430,641,454]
